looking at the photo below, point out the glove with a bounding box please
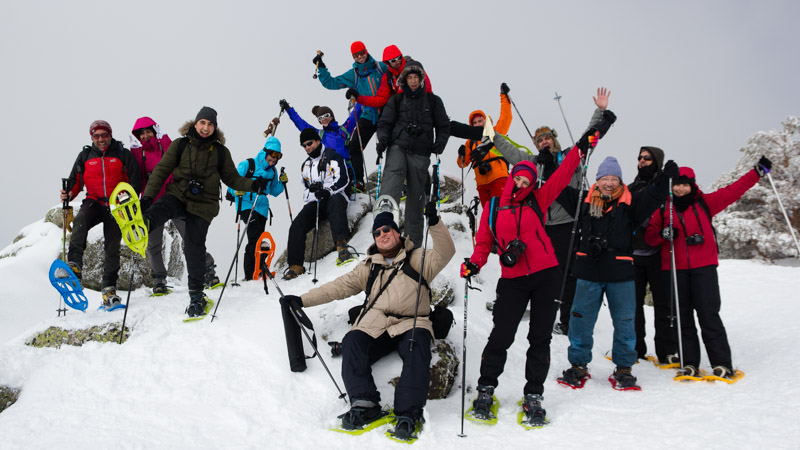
[225,191,235,203]
[314,189,331,201]
[595,110,618,138]
[663,160,679,179]
[500,82,510,95]
[279,99,290,111]
[308,182,322,193]
[457,145,466,158]
[279,171,288,183]
[345,88,359,100]
[535,148,554,166]
[755,156,772,177]
[251,178,269,194]
[460,260,480,279]
[375,142,387,162]
[328,341,343,357]
[576,128,600,153]
[312,53,325,68]
[661,227,679,241]
[140,196,153,213]
[424,201,439,226]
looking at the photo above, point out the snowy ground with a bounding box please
[1,208,799,449]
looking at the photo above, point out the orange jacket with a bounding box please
[456,93,512,186]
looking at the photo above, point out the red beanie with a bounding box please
[89,120,112,136]
[350,41,366,55]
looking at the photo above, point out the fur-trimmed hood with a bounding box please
[178,120,226,145]
[399,61,426,91]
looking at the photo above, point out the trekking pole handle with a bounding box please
[312,50,324,79]
[61,178,69,208]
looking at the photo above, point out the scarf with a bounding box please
[589,185,624,218]
[378,241,402,259]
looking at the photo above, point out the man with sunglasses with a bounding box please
[314,42,387,192]
[348,45,433,110]
[226,136,285,279]
[60,120,141,307]
[283,128,351,280]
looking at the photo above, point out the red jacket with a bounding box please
[645,167,760,270]
[67,140,141,205]
[355,57,433,108]
[470,149,582,279]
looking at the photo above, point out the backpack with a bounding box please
[487,195,545,243]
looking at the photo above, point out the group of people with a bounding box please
[58,40,774,439]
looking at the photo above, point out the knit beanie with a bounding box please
[372,212,400,234]
[195,106,218,127]
[312,105,335,122]
[89,120,112,136]
[299,127,320,144]
[596,156,623,181]
[350,41,366,55]
[511,163,537,182]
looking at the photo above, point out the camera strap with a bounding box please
[354,249,430,326]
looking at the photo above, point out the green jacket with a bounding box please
[144,121,254,223]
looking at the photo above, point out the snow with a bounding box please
[2,208,800,449]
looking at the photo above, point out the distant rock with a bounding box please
[26,324,130,348]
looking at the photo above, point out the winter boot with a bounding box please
[664,354,681,365]
[391,415,418,441]
[557,365,590,389]
[521,393,547,427]
[677,365,699,378]
[186,291,208,317]
[610,366,641,390]
[59,262,82,280]
[282,265,306,280]
[553,322,568,335]
[152,277,168,295]
[711,365,736,380]
[336,240,354,266]
[339,400,385,430]
[204,263,221,288]
[471,384,495,420]
[101,286,121,308]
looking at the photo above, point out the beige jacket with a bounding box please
[301,219,455,339]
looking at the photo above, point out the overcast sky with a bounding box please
[1,0,797,267]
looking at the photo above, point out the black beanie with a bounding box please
[372,212,399,234]
[299,128,320,144]
[195,106,218,127]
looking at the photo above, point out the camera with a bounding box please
[686,234,705,246]
[406,122,422,136]
[188,179,204,196]
[328,341,343,357]
[500,239,527,267]
[477,162,490,175]
[587,235,608,257]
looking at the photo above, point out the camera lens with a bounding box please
[500,251,516,268]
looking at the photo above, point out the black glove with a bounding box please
[140,196,153,213]
[458,145,466,158]
[424,201,439,226]
[314,189,331,201]
[279,99,290,111]
[345,88,359,100]
[252,178,269,194]
[460,259,480,279]
[375,142,387,163]
[755,156,772,177]
[576,128,600,153]
[225,191,235,203]
[308,182,322,193]
[662,160,679,179]
[595,110,618,138]
[280,294,303,310]
[312,53,325,68]
[500,82,510,95]
[535,148,554,166]
[661,227,679,241]
[328,341,343,357]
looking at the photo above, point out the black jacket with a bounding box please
[377,89,450,155]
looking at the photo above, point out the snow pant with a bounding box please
[342,328,432,421]
[478,267,561,395]
[68,198,121,288]
[144,194,210,293]
[568,279,637,368]
[239,210,268,279]
[477,177,507,206]
[286,195,349,267]
[349,118,377,185]
[147,216,213,281]
[379,144,430,248]
[546,222,578,331]
[675,265,732,368]
[634,253,677,361]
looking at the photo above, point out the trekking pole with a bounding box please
[374,152,383,202]
[118,254,137,344]
[210,192,262,322]
[668,178,685,369]
[311,200,320,284]
[553,92,575,146]
[766,172,800,257]
[409,156,441,351]
[264,268,348,403]
[231,194,243,287]
[280,167,294,221]
[264,109,285,137]
[58,179,70,317]
[354,119,373,208]
[458,269,471,438]
[466,196,479,248]
[503,86,534,142]
[312,50,324,80]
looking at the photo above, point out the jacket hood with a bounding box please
[468,110,486,125]
[679,166,696,179]
[399,62,426,90]
[132,116,157,133]
[366,234,414,258]
[264,135,281,153]
[640,146,665,169]
[501,160,537,205]
[382,45,402,62]
[178,120,226,145]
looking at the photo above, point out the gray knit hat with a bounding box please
[195,106,218,127]
[596,156,623,180]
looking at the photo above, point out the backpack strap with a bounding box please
[175,137,225,174]
[489,196,545,243]
[245,158,256,178]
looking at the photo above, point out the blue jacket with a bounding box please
[317,55,387,124]
[287,105,361,161]
[227,136,285,219]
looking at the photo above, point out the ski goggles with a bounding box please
[386,56,402,65]
[372,225,393,238]
[264,149,282,160]
[352,50,367,58]
[317,113,332,123]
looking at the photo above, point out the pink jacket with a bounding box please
[131,117,172,200]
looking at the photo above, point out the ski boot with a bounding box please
[204,263,221,289]
[101,286,122,308]
[521,393,547,427]
[339,400,386,431]
[186,291,208,318]
[282,265,306,280]
[610,366,641,391]
[472,385,495,420]
[557,365,590,389]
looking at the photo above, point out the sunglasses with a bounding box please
[386,56,402,65]
[317,113,332,123]
[372,225,393,238]
[352,50,367,58]
[91,132,110,140]
[302,140,316,148]
[638,155,653,161]
[265,149,283,160]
